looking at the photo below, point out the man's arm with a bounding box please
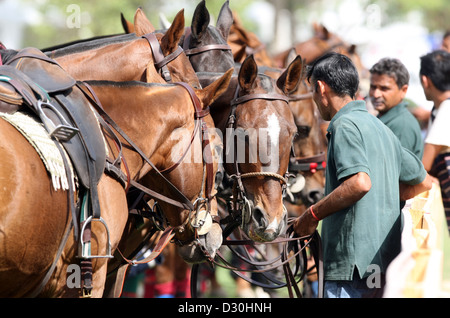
[399,173,434,201]
[293,172,371,237]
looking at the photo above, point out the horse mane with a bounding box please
[85,80,170,89]
[47,33,136,58]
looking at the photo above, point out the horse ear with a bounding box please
[121,13,134,33]
[191,0,210,40]
[196,68,233,109]
[238,54,258,91]
[216,1,233,41]
[133,8,155,36]
[161,9,185,54]
[285,47,297,66]
[277,55,303,95]
[348,44,357,55]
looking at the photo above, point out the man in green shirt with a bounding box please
[369,57,424,158]
[293,52,433,298]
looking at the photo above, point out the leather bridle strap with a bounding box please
[231,93,290,107]
[289,152,327,173]
[141,33,183,83]
[173,81,214,202]
[76,82,195,211]
[183,27,232,56]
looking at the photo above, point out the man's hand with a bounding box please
[293,208,319,237]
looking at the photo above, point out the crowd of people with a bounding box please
[293,33,450,298]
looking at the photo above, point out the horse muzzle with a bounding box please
[243,202,287,242]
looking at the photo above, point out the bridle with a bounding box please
[182,27,233,59]
[285,85,327,174]
[225,85,292,227]
[141,33,184,83]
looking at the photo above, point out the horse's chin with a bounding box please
[177,223,222,264]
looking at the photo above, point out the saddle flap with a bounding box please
[8,47,76,94]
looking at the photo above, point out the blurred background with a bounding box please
[1,0,448,111]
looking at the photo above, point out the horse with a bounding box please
[272,23,369,98]
[122,0,236,74]
[47,8,200,88]
[0,38,231,297]
[197,54,301,243]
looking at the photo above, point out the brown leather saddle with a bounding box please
[0,47,106,231]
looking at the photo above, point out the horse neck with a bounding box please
[52,37,155,82]
[94,83,194,179]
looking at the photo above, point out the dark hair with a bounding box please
[306,52,359,99]
[369,57,410,88]
[420,50,450,92]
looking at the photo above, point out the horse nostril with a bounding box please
[252,206,267,227]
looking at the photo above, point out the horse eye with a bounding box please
[296,125,311,138]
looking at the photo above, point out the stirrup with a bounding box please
[78,216,114,259]
[36,100,79,141]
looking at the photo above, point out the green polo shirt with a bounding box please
[323,100,427,281]
[378,101,424,159]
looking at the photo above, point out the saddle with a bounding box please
[0,47,106,227]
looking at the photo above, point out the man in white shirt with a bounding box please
[420,50,450,233]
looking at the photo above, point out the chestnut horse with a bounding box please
[272,24,368,98]
[48,9,200,88]
[197,54,301,243]
[0,63,231,298]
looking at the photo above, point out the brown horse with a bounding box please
[272,24,368,99]
[0,70,231,298]
[48,8,200,88]
[227,10,275,67]
[197,55,301,243]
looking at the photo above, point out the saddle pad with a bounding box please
[0,111,75,191]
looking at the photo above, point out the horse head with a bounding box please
[182,0,235,73]
[261,55,327,210]
[224,55,300,242]
[134,8,201,88]
[51,8,200,88]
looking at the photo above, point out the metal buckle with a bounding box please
[36,100,79,141]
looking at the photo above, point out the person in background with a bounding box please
[293,52,433,298]
[441,31,450,52]
[369,57,424,158]
[419,50,450,234]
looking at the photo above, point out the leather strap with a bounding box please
[76,82,196,211]
[183,27,232,57]
[141,33,183,83]
[112,227,175,298]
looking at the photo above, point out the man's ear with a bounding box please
[317,80,326,94]
[421,75,430,88]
